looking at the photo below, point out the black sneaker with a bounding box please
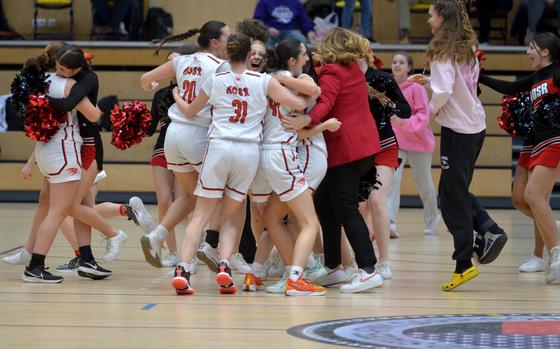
[56,256,80,273]
[172,265,194,295]
[77,259,112,280]
[474,230,508,264]
[216,261,236,294]
[21,265,63,284]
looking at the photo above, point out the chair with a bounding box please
[33,0,74,40]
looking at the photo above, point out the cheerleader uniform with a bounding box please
[197,69,272,202]
[165,52,224,173]
[35,73,82,183]
[148,85,174,168]
[479,62,560,170]
[250,70,308,202]
[359,68,411,201]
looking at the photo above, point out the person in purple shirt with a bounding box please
[253,0,316,47]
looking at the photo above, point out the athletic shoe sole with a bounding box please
[21,274,63,284]
[140,235,162,268]
[196,251,220,273]
[77,269,111,280]
[219,285,237,294]
[216,272,233,287]
[55,268,78,273]
[172,277,194,295]
[478,234,508,264]
[128,197,156,233]
[285,289,326,296]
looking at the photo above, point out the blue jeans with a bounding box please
[341,0,372,38]
[525,0,560,31]
[267,29,308,48]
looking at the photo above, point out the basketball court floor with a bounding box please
[1,203,559,349]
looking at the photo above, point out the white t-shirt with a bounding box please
[168,52,224,127]
[202,70,272,142]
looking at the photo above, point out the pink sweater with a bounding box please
[429,59,486,134]
[392,81,435,153]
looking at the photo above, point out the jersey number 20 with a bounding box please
[182,80,197,103]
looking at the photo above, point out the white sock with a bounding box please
[220,258,229,267]
[288,266,304,281]
[153,225,169,240]
[178,262,191,272]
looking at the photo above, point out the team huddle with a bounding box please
[5,0,560,296]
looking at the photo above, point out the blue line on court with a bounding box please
[142,303,157,310]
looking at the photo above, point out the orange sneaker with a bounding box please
[285,278,326,296]
[243,272,264,292]
[216,261,237,294]
[172,265,194,295]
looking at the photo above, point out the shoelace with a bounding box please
[551,248,560,264]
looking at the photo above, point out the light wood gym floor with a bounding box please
[0,203,559,349]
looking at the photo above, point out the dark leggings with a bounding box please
[314,155,377,272]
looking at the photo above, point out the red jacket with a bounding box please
[309,63,380,168]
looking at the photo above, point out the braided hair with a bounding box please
[153,20,226,55]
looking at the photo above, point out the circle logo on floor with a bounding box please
[287,314,560,349]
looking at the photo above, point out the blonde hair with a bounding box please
[317,28,373,66]
[426,0,477,65]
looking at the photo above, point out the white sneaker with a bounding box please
[339,269,383,293]
[545,246,560,284]
[390,222,399,239]
[316,265,353,287]
[519,255,545,273]
[162,252,179,267]
[230,253,251,274]
[3,248,31,265]
[103,230,128,261]
[127,197,157,233]
[303,257,328,282]
[266,271,289,294]
[376,261,393,279]
[140,231,164,268]
[196,242,220,273]
[266,249,285,278]
[424,214,440,235]
[190,258,198,275]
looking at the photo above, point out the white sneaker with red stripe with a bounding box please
[339,269,383,293]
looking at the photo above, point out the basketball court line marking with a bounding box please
[0,245,23,256]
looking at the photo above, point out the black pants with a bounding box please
[476,0,513,43]
[314,155,377,271]
[439,127,491,262]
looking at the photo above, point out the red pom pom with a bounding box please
[110,100,152,150]
[497,95,518,136]
[475,49,486,64]
[24,94,67,142]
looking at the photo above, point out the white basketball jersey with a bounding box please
[46,73,80,142]
[203,70,271,142]
[168,52,224,127]
[262,70,297,145]
[303,99,327,156]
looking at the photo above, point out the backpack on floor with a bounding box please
[144,7,173,41]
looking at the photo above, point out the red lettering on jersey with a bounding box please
[268,98,281,118]
[182,66,202,76]
[226,86,250,96]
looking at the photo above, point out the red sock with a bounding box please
[74,249,80,257]
[119,204,127,217]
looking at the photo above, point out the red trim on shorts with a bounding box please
[374,143,399,168]
[529,142,560,170]
[278,148,306,197]
[225,185,246,196]
[70,125,81,168]
[150,155,167,168]
[48,139,68,175]
[518,149,532,170]
[81,145,96,170]
[302,144,310,174]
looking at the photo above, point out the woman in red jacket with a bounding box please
[283,28,383,293]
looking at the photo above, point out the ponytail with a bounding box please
[153,20,226,56]
[226,33,251,63]
[153,28,200,56]
[32,40,66,70]
[268,38,303,71]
